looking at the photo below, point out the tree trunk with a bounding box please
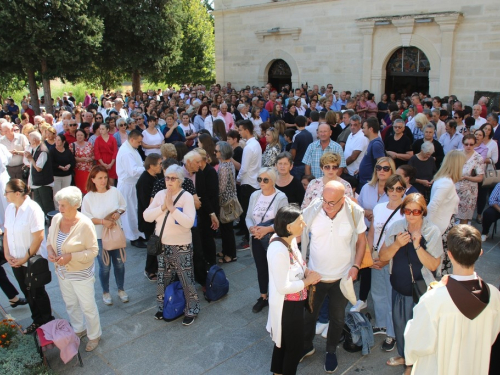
[41,59,53,115]
[26,68,40,115]
[132,70,141,94]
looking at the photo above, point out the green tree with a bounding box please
[165,0,215,85]
[0,0,103,114]
[91,0,183,93]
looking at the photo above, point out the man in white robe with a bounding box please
[116,129,146,247]
[404,225,500,375]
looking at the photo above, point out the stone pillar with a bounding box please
[435,14,461,96]
[357,21,375,91]
[371,69,386,99]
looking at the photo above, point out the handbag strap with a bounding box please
[374,204,401,251]
[158,190,185,240]
[405,245,416,284]
[259,193,278,224]
[270,237,306,274]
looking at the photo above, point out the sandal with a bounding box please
[23,323,40,335]
[154,311,164,320]
[216,252,224,258]
[387,357,405,366]
[218,257,237,264]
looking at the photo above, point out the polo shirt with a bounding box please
[439,132,463,154]
[260,108,270,123]
[302,139,346,178]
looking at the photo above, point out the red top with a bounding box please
[94,135,118,179]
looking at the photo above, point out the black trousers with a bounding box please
[477,183,492,217]
[12,266,53,325]
[198,214,217,267]
[143,230,158,275]
[251,237,269,295]
[191,226,208,286]
[0,266,19,300]
[32,186,55,216]
[358,267,372,301]
[304,280,347,353]
[482,206,500,235]
[219,221,236,259]
[270,300,305,375]
[239,184,257,241]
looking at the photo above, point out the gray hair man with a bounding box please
[0,122,29,179]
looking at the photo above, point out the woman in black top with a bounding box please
[270,102,284,124]
[275,152,305,206]
[284,103,297,129]
[50,134,76,207]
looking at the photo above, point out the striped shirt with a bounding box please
[56,231,94,281]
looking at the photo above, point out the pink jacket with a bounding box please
[41,319,80,364]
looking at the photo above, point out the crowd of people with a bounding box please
[0,83,499,374]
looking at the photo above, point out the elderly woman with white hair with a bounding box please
[47,186,101,352]
[409,141,437,200]
[246,167,289,313]
[144,164,199,326]
[113,118,129,148]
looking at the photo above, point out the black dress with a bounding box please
[276,176,305,206]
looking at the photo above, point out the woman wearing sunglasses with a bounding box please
[367,174,406,353]
[246,167,288,314]
[301,152,354,209]
[379,193,443,374]
[351,157,396,313]
[455,135,484,225]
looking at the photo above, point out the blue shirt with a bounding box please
[302,139,346,178]
[260,108,270,123]
[489,183,500,206]
[439,132,463,154]
[358,137,385,186]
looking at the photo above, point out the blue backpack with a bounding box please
[204,265,229,302]
[163,281,186,321]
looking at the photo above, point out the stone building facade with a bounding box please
[213,0,500,103]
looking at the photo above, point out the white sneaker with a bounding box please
[118,290,129,303]
[103,293,113,305]
[315,322,329,335]
[321,323,329,338]
[350,300,367,312]
[481,234,488,242]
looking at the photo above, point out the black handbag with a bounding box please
[147,190,185,256]
[25,252,52,290]
[406,245,427,304]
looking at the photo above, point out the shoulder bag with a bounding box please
[349,201,373,269]
[219,171,243,223]
[406,244,427,304]
[270,237,315,313]
[102,210,127,266]
[25,250,52,290]
[373,205,401,252]
[482,163,500,187]
[147,190,185,256]
[254,194,278,250]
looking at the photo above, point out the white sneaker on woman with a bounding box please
[481,234,488,242]
[315,322,329,335]
[102,293,113,305]
[350,300,367,312]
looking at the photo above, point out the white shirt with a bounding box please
[252,192,277,224]
[141,129,164,156]
[54,121,64,134]
[427,177,459,235]
[372,202,405,251]
[237,137,262,188]
[204,115,226,136]
[472,116,487,130]
[0,133,28,166]
[24,145,53,188]
[305,122,319,141]
[308,206,366,281]
[485,139,499,164]
[81,187,127,239]
[344,130,368,176]
[5,197,47,262]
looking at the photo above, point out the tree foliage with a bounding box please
[164,0,215,85]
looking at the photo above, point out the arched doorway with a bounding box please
[385,47,430,98]
[268,59,292,92]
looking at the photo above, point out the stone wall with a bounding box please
[213,0,500,105]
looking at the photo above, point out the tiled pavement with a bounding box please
[1,223,498,375]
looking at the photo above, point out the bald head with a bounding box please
[323,180,345,198]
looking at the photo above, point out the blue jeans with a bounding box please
[97,239,125,293]
[371,265,395,338]
[392,289,414,358]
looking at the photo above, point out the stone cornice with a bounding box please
[356,11,462,23]
[255,27,301,42]
[213,0,338,16]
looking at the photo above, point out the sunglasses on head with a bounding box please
[387,186,405,193]
[403,208,423,216]
[376,165,391,172]
[257,177,270,183]
[323,165,339,171]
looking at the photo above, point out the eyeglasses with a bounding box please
[164,176,179,181]
[322,165,339,171]
[403,208,423,216]
[376,165,391,172]
[321,197,343,207]
[453,117,459,119]
[463,143,475,146]
[119,124,127,127]
[4,190,15,195]
[387,186,405,193]
[393,126,403,129]
[257,177,270,183]
[69,124,77,127]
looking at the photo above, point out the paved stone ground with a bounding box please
[1,223,499,375]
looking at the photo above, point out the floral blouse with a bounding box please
[301,177,354,209]
[218,161,237,206]
[262,144,281,167]
[73,142,94,172]
[284,243,308,301]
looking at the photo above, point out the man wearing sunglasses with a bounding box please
[300,180,366,372]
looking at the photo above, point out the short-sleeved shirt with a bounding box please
[302,139,346,178]
[291,129,313,167]
[252,192,278,224]
[358,137,385,186]
[384,134,413,168]
[344,130,368,175]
